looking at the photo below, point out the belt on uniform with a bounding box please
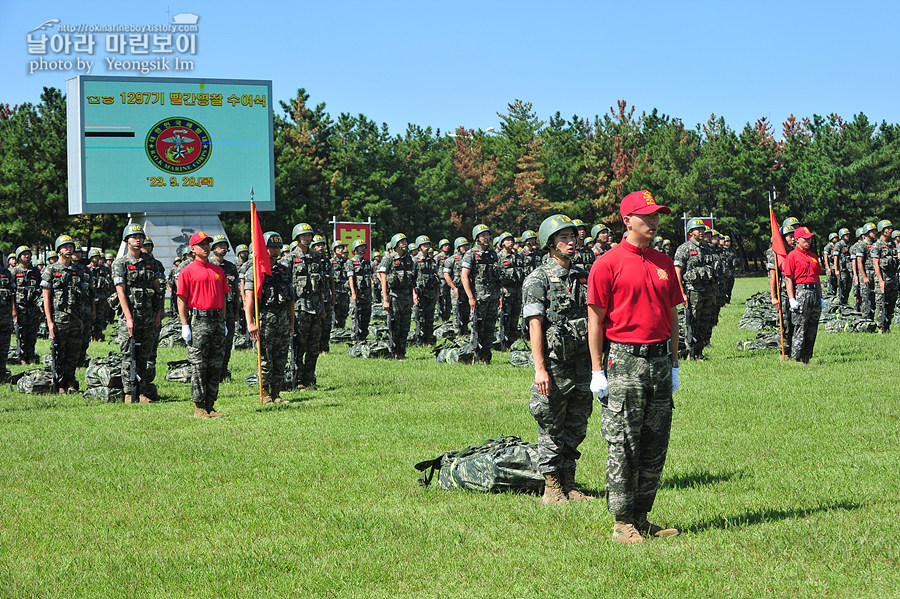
[796,283,819,290]
[609,340,670,358]
[191,308,222,318]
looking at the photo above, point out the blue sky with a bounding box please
[2,0,898,136]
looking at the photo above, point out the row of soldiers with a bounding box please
[819,220,898,332]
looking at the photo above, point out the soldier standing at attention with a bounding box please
[674,219,715,360]
[444,237,471,336]
[378,233,417,360]
[244,232,294,404]
[12,245,42,364]
[823,232,839,296]
[331,241,351,330]
[312,236,335,354]
[88,249,112,341]
[591,224,612,259]
[346,239,373,342]
[871,220,897,333]
[112,224,164,403]
[210,235,241,377]
[167,257,182,317]
[855,222,878,320]
[520,230,541,277]
[832,228,853,305]
[177,232,229,418]
[0,258,14,381]
[287,223,325,390]
[412,235,439,345]
[71,245,95,367]
[588,190,682,544]
[436,238,453,321]
[781,226,824,363]
[41,235,88,393]
[461,225,501,365]
[570,219,594,269]
[497,231,523,346]
[523,214,593,505]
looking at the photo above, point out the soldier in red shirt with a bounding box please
[177,232,230,418]
[780,226,824,363]
[587,190,682,545]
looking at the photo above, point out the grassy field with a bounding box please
[1,276,898,598]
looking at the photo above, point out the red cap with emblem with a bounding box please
[189,231,210,246]
[619,190,671,218]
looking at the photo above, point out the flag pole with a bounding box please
[251,186,264,405]
[770,192,786,361]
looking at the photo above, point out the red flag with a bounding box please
[251,202,271,298]
[770,206,788,260]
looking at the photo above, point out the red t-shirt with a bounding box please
[587,241,683,343]
[176,259,228,310]
[780,247,822,284]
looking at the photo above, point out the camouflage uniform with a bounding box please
[211,254,240,377]
[318,252,335,353]
[413,251,439,344]
[523,260,592,474]
[871,237,898,332]
[855,238,877,319]
[332,253,351,329]
[765,248,794,345]
[674,239,715,358]
[571,245,596,270]
[850,237,865,311]
[436,249,453,321]
[112,252,162,398]
[461,246,501,364]
[823,239,837,295]
[74,261,94,366]
[141,252,166,383]
[187,310,226,411]
[721,244,737,304]
[379,250,416,358]
[832,238,853,305]
[286,246,324,388]
[498,246,523,346]
[244,260,294,397]
[445,251,470,335]
[41,260,89,389]
[346,252,373,341]
[13,264,42,362]
[0,267,13,378]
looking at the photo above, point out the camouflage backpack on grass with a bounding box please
[84,355,124,390]
[244,370,293,387]
[165,360,192,383]
[432,337,475,364]
[158,318,188,348]
[433,322,456,340]
[330,327,352,343]
[11,368,54,394]
[83,386,124,402]
[414,436,544,493]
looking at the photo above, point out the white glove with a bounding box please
[181,325,192,343]
[591,370,609,399]
[789,298,800,311]
[672,367,680,393]
[820,298,826,308]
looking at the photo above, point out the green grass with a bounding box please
[1,277,898,598]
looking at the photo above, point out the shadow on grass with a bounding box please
[683,500,861,533]
[661,469,749,490]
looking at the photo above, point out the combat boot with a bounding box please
[612,518,644,545]
[260,388,274,405]
[634,512,679,538]
[124,394,133,404]
[560,469,594,502]
[271,384,290,404]
[193,406,210,418]
[541,472,567,505]
[207,404,224,418]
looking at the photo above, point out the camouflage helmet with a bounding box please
[722,236,730,242]
[893,230,900,239]
[686,218,706,233]
[48,250,59,259]
[5,254,13,264]
[390,233,408,248]
[591,224,609,238]
[311,235,326,247]
[781,224,796,236]
[497,231,514,245]
[290,240,299,251]
[538,214,576,250]
[521,229,537,242]
[280,245,289,254]
[351,238,367,253]
[104,252,115,260]
[453,236,469,252]
[373,251,382,260]
[653,235,664,244]
[386,242,393,252]
[571,218,586,230]
[122,223,145,241]
[877,219,893,232]
[211,234,229,249]
[837,228,850,238]
[782,217,800,230]
[263,231,284,248]
[862,222,877,234]
[54,235,76,252]
[491,235,499,247]
[15,245,32,259]
[438,238,451,249]
[142,236,154,247]
[88,248,102,259]
[331,239,346,251]
[35,258,44,266]
[235,244,249,254]
[663,239,672,246]
[173,256,182,265]
[291,222,314,241]
[855,227,864,238]
[584,236,594,245]
[181,245,191,257]
[414,235,431,248]
[828,232,839,241]
[471,224,490,240]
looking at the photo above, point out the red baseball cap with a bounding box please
[620,190,671,218]
[793,226,815,239]
[189,231,211,246]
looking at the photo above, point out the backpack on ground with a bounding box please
[165,360,192,383]
[414,436,544,493]
[11,368,54,394]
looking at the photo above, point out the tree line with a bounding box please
[2,86,899,270]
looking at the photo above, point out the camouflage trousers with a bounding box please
[838,270,852,305]
[601,347,673,517]
[258,307,290,392]
[789,286,822,363]
[862,273,876,319]
[0,318,11,377]
[451,289,470,335]
[415,293,437,344]
[221,315,235,379]
[117,313,158,397]
[16,309,41,361]
[351,297,372,342]
[684,286,715,358]
[145,319,161,384]
[724,277,735,305]
[188,314,226,408]
[528,354,593,473]
[387,291,413,358]
[778,289,794,348]
[500,290,522,345]
[320,302,334,352]
[473,299,499,364]
[293,310,321,386]
[80,308,92,364]
[53,315,84,388]
[827,271,838,296]
[438,282,452,321]
[92,305,109,340]
[874,277,897,332]
[334,290,350,329]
